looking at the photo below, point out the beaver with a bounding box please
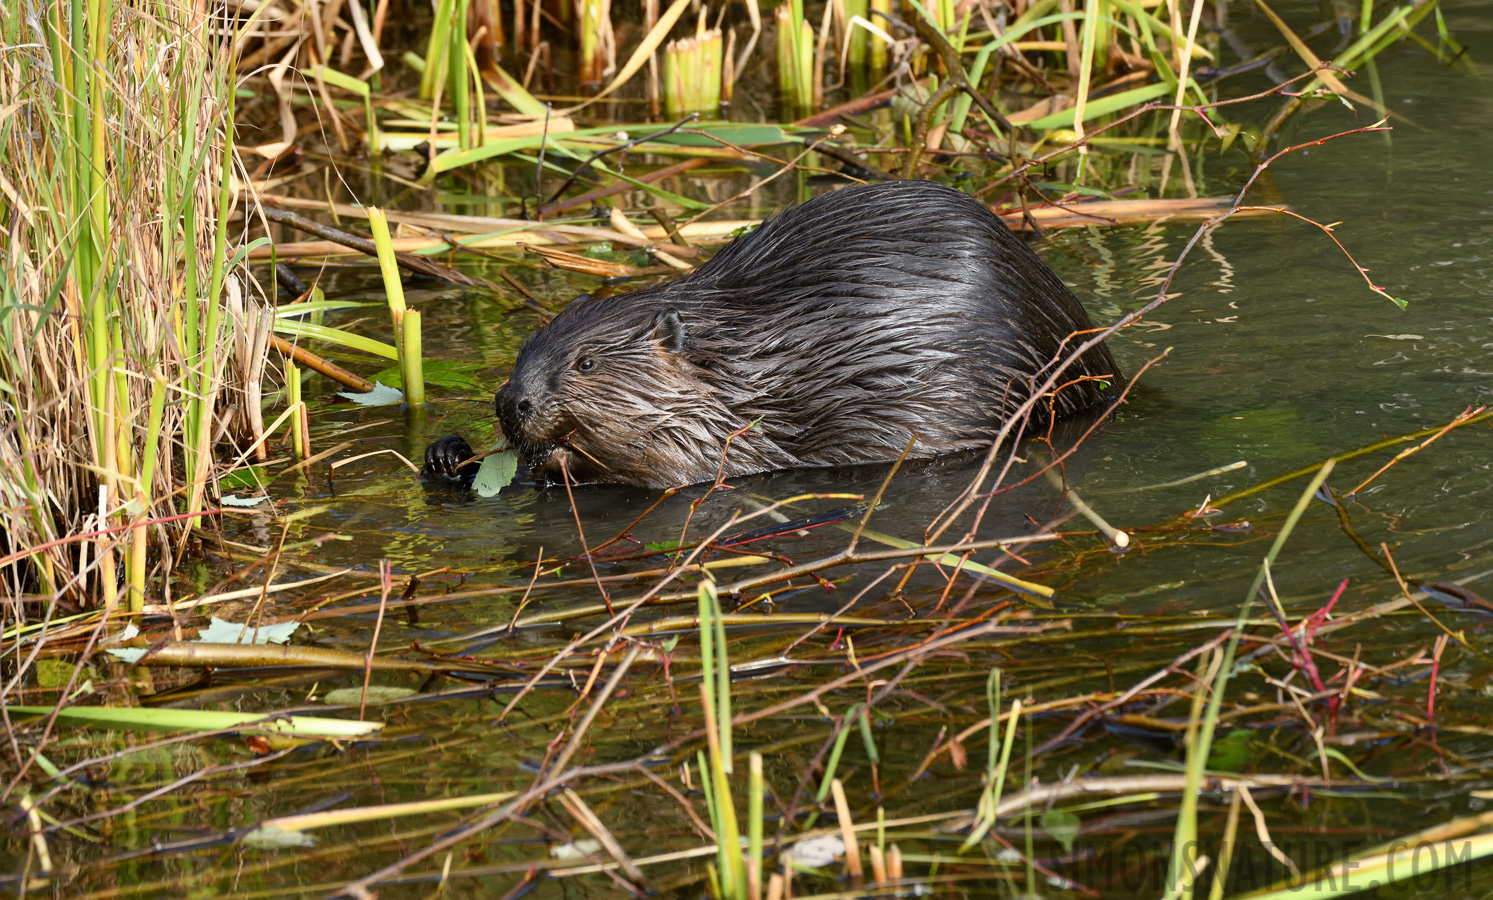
[424,180,1122,490]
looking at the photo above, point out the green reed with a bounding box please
[663,13,724,118]
[0,0,254,611]
[366,209,426,406]
[578,0,613,89]
[775,0,815,114]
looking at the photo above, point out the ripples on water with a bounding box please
[185,7,1493,892]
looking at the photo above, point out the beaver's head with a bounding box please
[495,293,714,486]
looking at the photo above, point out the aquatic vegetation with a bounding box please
[0,0,259,610]
[663,13,725,118]
[2,0,1489,897]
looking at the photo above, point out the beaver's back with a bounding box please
[650,180,1121,468]
[471,180,1124,489]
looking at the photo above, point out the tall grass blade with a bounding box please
[1163,460,1336,899]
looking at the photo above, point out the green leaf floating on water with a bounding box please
[322,686,419,705]
[1041,808,1082,853]
[338,381,404,407]
[369,360,487,392]
[242,825,319,849]
[1207,728,1256,773]
[33,659,82,690]
[109,617,300,664]
[220,494,269,508]
[219,465,266,490]
[650,123,793,147]
[473,450,519,497]
[198,617,300,645]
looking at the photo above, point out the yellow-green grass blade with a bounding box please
[7,705,382,738]
[1024,81,1173,131]
[273,319,399,361]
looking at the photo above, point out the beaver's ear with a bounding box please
[651,308,687,354]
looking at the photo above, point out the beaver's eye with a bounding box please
[576,357,596,372]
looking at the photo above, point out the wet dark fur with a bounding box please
[425,180,1122,490]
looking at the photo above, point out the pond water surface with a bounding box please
[58,2,1493,896]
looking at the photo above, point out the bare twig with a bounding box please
[257,205,493,287]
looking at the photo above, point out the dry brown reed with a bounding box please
[0,1,266,614]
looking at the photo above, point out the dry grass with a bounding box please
[0,0,267,613]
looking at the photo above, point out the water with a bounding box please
[54,3,1493,896]
[304,35,1493,621]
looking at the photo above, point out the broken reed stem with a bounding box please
[775,0,814,113]
[830,778,863,881]
[401,310,425,406]
[662,13,723,118]
[366,207,423,405]
[286,360,307,461]
[271,335,374,392]
[577,0,613,89]
[1040,463,1129,549]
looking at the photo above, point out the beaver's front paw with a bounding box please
[422,435,478,485]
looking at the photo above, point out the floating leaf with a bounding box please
[369,360,488,392]
[1041,808,1082,853]
[338,381,404,406]
[322,686,419,705]
[786,834,845,868]
[109,618,300,664]
[219,466,266,490]
[242,825,318,849]
[1207,728,1256,773]
[550,838,603,859]
[220,494,269,508]
[105,624,140,645]
[473,449,519,497]
[33,659,82,689]
[651,123,792,147]
[198,617,300,646]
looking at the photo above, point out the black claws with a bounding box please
[422,435,478,486]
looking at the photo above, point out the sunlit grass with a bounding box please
[0,0,257,611]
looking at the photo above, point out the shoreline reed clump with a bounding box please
[844,0,893,82]
[577,0,615,90]
[0,2,265,613]
[775,0,815,115]
[662,11,724,118]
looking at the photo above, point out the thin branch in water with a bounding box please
[559,455,613,617]
[545,113,700,203]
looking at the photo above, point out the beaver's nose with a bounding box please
[496,386,531,424]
